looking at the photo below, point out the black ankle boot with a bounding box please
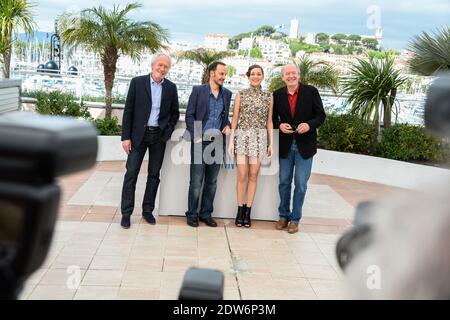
[243,206,251,228]
[235,205,245,227]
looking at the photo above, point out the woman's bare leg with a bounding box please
[236,155,248,206]
[246,157,261,207]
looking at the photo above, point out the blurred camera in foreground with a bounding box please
[0,112,98,300]
[336,74,450,299]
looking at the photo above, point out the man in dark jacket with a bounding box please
[184,61,232,228]
[272,63,326,234]
[120,52,180,229]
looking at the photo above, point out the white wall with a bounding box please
[313,149,450,190]
[98,135,450,191]
[0,80,21,114]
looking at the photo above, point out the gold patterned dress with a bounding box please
[234,86,271,158]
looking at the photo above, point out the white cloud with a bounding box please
[32,0,450,49]
[398,0,450,14]
[36,19,56,32]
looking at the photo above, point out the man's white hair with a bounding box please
[151,52,172,67]
[281,63,300,76]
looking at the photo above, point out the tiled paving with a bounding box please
[19,161,403,300]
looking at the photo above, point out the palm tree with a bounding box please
[408,26,450,76]
[59,2,169,119]
[177,48,234,83]
[226,64,236,78]
[268,55,340,93]
[342,56,407,137]
[0,0,36,79]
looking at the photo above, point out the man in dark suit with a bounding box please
[184,61,232,227]
[272,64,326,234]
[120,52,180,229]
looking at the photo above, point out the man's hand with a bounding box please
[228,142,234,156]
[267,144,273,157]
[194,137,203,144]
[222,125,231,135]
[280,123,294,134]
[296,123,310,134]
[122,140,132,155]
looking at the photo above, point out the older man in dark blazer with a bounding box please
[272,63,326,234]
[184,61,232,228]
[120,52,180,229]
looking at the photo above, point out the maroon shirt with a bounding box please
[287,84,300,118]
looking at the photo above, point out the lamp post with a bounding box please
[50,20,61,71]
[38,19,61,74]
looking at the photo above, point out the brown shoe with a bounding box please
[287,222,299,234]
[275,219,288,230]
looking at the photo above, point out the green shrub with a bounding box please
[318,113,377,154]
[82,95,126,104]
[93,116,121,136]
[440,141,450,167]
[22,90,41,98]
[179,101,188,110]
[24,90,126,104]
[376,124,443,162]
[35,91,91,119]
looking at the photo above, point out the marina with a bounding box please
[5,33,431,126]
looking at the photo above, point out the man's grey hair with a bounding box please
[151,52,172,67]
[281,63,300,76]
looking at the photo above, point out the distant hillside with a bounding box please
[228,25,288,50]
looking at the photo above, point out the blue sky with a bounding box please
[34,0,449,49]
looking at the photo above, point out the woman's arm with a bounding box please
[230,93,241,138]
[267,94,274,155]
[228,92,241,154]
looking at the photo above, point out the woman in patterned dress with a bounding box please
[228,65,273,228]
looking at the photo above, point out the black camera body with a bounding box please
[0,112,225,300]
[0,112,98,299]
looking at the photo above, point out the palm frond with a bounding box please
[408,26,450,76]
[296,54,340,92]
[0,0,36,40]
[268,54,340,92]
[342,56,407,126]
[59,2,169,58]
[58,2,170,118]
[177,48,234,67]
[177,48,234,82]
[0,0,36,77]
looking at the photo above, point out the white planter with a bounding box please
[97,135,450,190]
[313,149,450,190]
[95,135,449,220]
[97,135,147,161]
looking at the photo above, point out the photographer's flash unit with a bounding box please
[0,112,98,299]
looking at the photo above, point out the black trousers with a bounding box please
[121,128,166,216]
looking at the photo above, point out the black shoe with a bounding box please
[121,215,131,229]
[243,206,251,228]
[142,212,156,225]
[187,216,199,228]
[235,205,245,227]
[199,216,217,227]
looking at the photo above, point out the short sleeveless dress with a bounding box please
[234,86,271,158]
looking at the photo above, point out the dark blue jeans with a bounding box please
[278,141,313,223]
[121,129,166,216]
[186,142,221,219]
